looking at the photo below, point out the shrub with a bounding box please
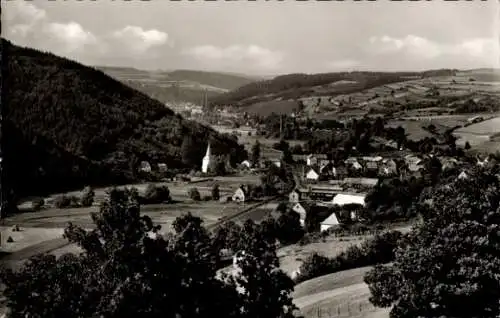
[80,186,95,207]
[32,198,45,211]
[189,188,201,201]
[211,184,220,201]
[143,184,171,204]
[6,236,14,243]
[54,195,80,209]
[295,230,403,283]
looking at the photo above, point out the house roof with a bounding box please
[307,154,328,159]
[362,156,383,162]
[343,178,378,186]
[321,212,340,225]
[332,193,366,206]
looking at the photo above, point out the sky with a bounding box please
[2,0,499,76]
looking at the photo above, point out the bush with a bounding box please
[6,236,14,243]
[143,184,171,204]
[54,195,80,209]
[211,184,220,201]
[189,188,201,201]
[295,230,403,283]
[32,198,45,211]
[80,186,95,207]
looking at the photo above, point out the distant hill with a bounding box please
[2,39,247,198]
[209,70,457,113]
[95,66,259,105]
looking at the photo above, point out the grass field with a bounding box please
[386,120,433,141]
[454,116,500,152]
[293,266,389,318]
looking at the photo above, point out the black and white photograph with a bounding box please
[1,0,500,317]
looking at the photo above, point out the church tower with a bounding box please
[202,143,211,173]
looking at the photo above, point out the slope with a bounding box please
[95,66,259,105]
[2,39,247,198]
[209,70,457,113]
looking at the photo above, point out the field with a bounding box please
[385,120,433,141]
[293,267,389,318]
[1,174,275,266]
[454,116,500,152]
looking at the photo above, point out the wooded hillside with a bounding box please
[2,39,247,197]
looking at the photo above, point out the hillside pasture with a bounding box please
[246,100,301,116]
[454,116,500,151]
[386,120,433,141]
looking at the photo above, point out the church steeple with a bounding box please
[204,143,211,158]
[202,143,211,173]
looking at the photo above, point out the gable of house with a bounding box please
[232,188,246,202]
[292,203,308,220]
[289,190,301,203]
[306,168,319,180]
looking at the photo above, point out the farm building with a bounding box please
[139,161,152,173]
[351,161,363,170]
[272,159,282,168]
[232,187,247,203]
[306,154,327,166]
[240,160,252,169]
[289,189,301,203]
[439,157,458,171]
[219,195,232,203]
[157,163,168,172]
[365,161,379,171]
[332,193,366,207]
[380,159,398,176]
[343,178,379,188]
[320,212,340,232]
[305,168,320,182]
[362,156,383,162]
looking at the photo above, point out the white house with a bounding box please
[306,155,318,166]
[232,187,247,203]
[332,193,366,207]
[240,160,252,169]
[381,159,398,176]
[291,202,309,226]
[139,161,152,173]
[351,161,363,170]
[157,163,168,172]
[202,144,212,174]
[289,189,301,203]
[272,160,282,168]
[305,168,320,181]
[320,212,340,232]
[458,171,469,180]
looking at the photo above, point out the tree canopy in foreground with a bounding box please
[0,188,296,318]
[364,167,500,318]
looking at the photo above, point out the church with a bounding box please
[202,143,211,174]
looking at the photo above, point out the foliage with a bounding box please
[295,230,403,283]
[142,184,172,204]
[364,167,500,318]
[54,195,80,209]
[2,39,246,202]
[363,177,425,221]
[31,198,45,211]
[275,210,305,245]
[0,188,296,318]
[189,187,201,201]
[80,186,95,207]
[251,140,261,165]
[211,184,220,201]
